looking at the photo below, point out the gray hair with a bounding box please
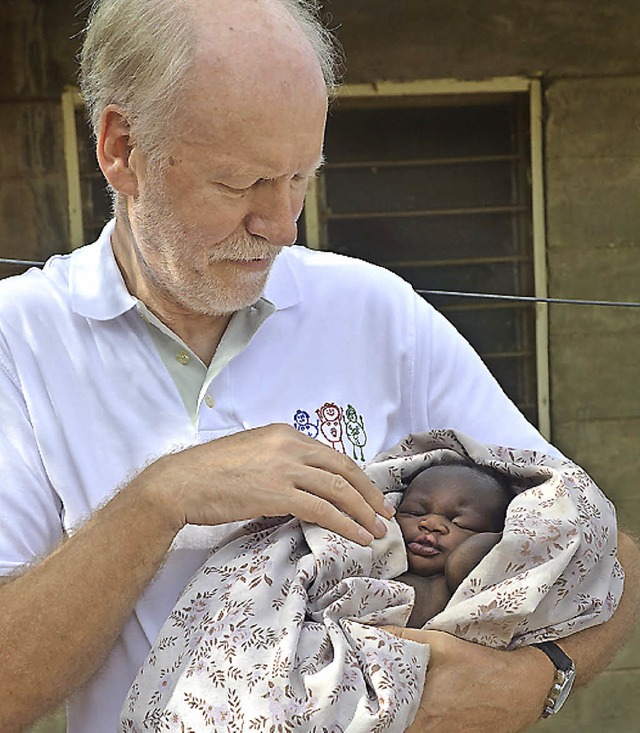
[79,0,340,157]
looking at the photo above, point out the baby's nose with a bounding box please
[418,514,450,534]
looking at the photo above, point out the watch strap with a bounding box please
[533,641,573,672]
[533,641,576,718]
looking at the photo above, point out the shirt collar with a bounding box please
[69,218,302,321]
[69,220,137,320]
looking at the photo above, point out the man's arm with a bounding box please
[0,424,393,731]
[386,530,640,733]
[0,480,177,732]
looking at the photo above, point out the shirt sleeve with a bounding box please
[0,347,64,576]
[411,295,562,456]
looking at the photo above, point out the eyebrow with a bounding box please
[225,154,326,181]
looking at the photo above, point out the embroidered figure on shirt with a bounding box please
[345,403,368,461]
[316,402,346,454]
[293,409,319,439]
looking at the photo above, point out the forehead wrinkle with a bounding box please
[188,149,326,183]
[229,152,325,178]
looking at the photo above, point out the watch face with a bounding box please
[555,668,576,708]
[545,667,576,716]
[535,643,577,718]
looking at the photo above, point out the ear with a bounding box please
[96,105,142,197]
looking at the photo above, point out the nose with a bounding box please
[244,178,303,248]
[417,514,450,534]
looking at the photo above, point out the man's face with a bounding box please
[128,164,287,317]
[396,465,506,576]
[125,28,328,317]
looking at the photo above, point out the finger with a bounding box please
[253,424,395,521]
[285,488,379,546]
[296,465,389,540]
[300,440,396,521]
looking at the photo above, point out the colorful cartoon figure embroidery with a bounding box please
[292,409,319,439]
[316,402,346,454]
[345,403,368,461]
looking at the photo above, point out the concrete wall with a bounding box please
[0,0,81,265]
[545,77,640,530]
[1,1,638,731]
[331,0,640,80]
[539,79,640,730]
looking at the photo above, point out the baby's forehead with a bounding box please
[404,464,495,500]
[407,463,477,488]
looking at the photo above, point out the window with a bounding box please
[300,79,549,435]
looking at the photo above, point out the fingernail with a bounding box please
[383,498,396,518]
[375,516,388,537]
[358,527,375,545]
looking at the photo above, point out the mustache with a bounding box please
[208,233,282,262]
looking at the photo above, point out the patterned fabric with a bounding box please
[120,430,623,731]
[367,430,623,647]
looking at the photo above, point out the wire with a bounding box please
[0,258,45,267]
[1,258,639,309]
[416,289,640,309]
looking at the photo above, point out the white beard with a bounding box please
[128,183,282,316]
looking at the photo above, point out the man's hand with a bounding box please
[382,627,553,733]
[0,424,394,730]
[138,423,395,545]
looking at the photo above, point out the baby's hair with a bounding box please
[407,452,514,501]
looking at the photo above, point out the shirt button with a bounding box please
[176,350,190,365]
[204,394,215,408]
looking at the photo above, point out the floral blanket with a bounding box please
[120,430,623,732]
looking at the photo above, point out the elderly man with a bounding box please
[0,1,638,731]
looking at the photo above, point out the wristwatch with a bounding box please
[533,641,576,718]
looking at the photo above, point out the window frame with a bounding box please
[305,77,550,438]
[61,86,86,250]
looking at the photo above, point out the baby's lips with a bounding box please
[407,539,440,557]
[413,532,437,547]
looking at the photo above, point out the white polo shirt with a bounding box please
[0,221,552,731]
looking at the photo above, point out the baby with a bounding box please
[395,455,513,627]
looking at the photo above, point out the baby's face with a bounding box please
[396,465,505,576]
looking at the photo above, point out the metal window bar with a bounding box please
[317,95,540,428]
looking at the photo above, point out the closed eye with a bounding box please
[291,174,310,188]
[452,516,485,532]
[452,518,471,528]
[216,182,252,197]
[217,174,310,196]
